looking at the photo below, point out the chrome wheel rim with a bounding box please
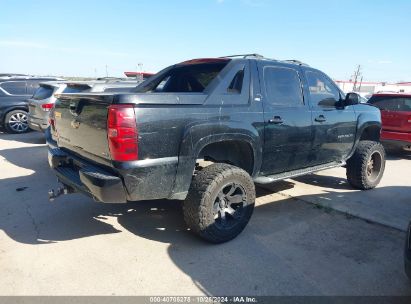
[366,151,383,182]
[213,182,247,229]
[8,112,28,133]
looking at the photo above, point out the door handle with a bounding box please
[268,116,284,124]
[315,115,326,122]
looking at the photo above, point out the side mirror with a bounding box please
[344,92,359,106]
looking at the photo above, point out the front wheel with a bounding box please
[183,163,255,243]
[346,140,386,190]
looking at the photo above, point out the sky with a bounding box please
[0,0,410,82]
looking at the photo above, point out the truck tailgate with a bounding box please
[53,94,113,165]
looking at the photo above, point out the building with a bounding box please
[124,71,155,82]
[335,80,411,96]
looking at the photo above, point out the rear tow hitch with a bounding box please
[48,185,72,202]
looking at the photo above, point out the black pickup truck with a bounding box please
[47,55,385,243]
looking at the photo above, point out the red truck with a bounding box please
[368,93,411,152]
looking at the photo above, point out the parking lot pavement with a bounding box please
[277,152,411,232]
[1,131,411,296]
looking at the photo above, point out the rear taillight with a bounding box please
[408,116,411,123]
[41,103,54,112]
[107,104,138,161]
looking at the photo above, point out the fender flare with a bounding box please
[346,112,382,160]
[170,129,263,199]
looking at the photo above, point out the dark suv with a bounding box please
[0,77,60,133]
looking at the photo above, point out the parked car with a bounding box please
[0,73,30,79]
[0,76,60,133]
[405,221,411,280]
[367,93,411,151]
[28,80,138,132]
[46,55,385,243]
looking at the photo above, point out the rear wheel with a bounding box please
[346,140,386,190]
[183,163,255,243]
[4,110,29,134]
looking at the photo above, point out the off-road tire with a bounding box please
[4,110,29,134]
[346,140,386,190]
[183,163,255,243]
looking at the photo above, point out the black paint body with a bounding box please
[47,58,381,203]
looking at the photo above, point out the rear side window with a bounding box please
[368,96,411,111]
[227,69,244,94]
[263,67,303,106]
[0,81,27,95]
[135,61,229,93]
[32,85,55,100]
[305,71,341,107]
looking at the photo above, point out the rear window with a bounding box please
[368,96,411,112]
[62,84,92,94]
[135,61,229,93]
[32,85,55,100]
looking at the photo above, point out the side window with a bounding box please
[227,69,244,94]
[404,99,411,110]
[263,66,303,106]
[0,81,27,95]
[370,97,411,111]
[305,71,341,107]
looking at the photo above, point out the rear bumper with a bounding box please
[28,115,48,132]
[381,130,411,150]
[47,139,179,203]
[48,147,128,203]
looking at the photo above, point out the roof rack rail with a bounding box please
[220,54,265,59]
[283,59,310,66]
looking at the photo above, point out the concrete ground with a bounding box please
[1,131,411,296]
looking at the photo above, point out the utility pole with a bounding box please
[352,65,362,92]
[358,76,363,92]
